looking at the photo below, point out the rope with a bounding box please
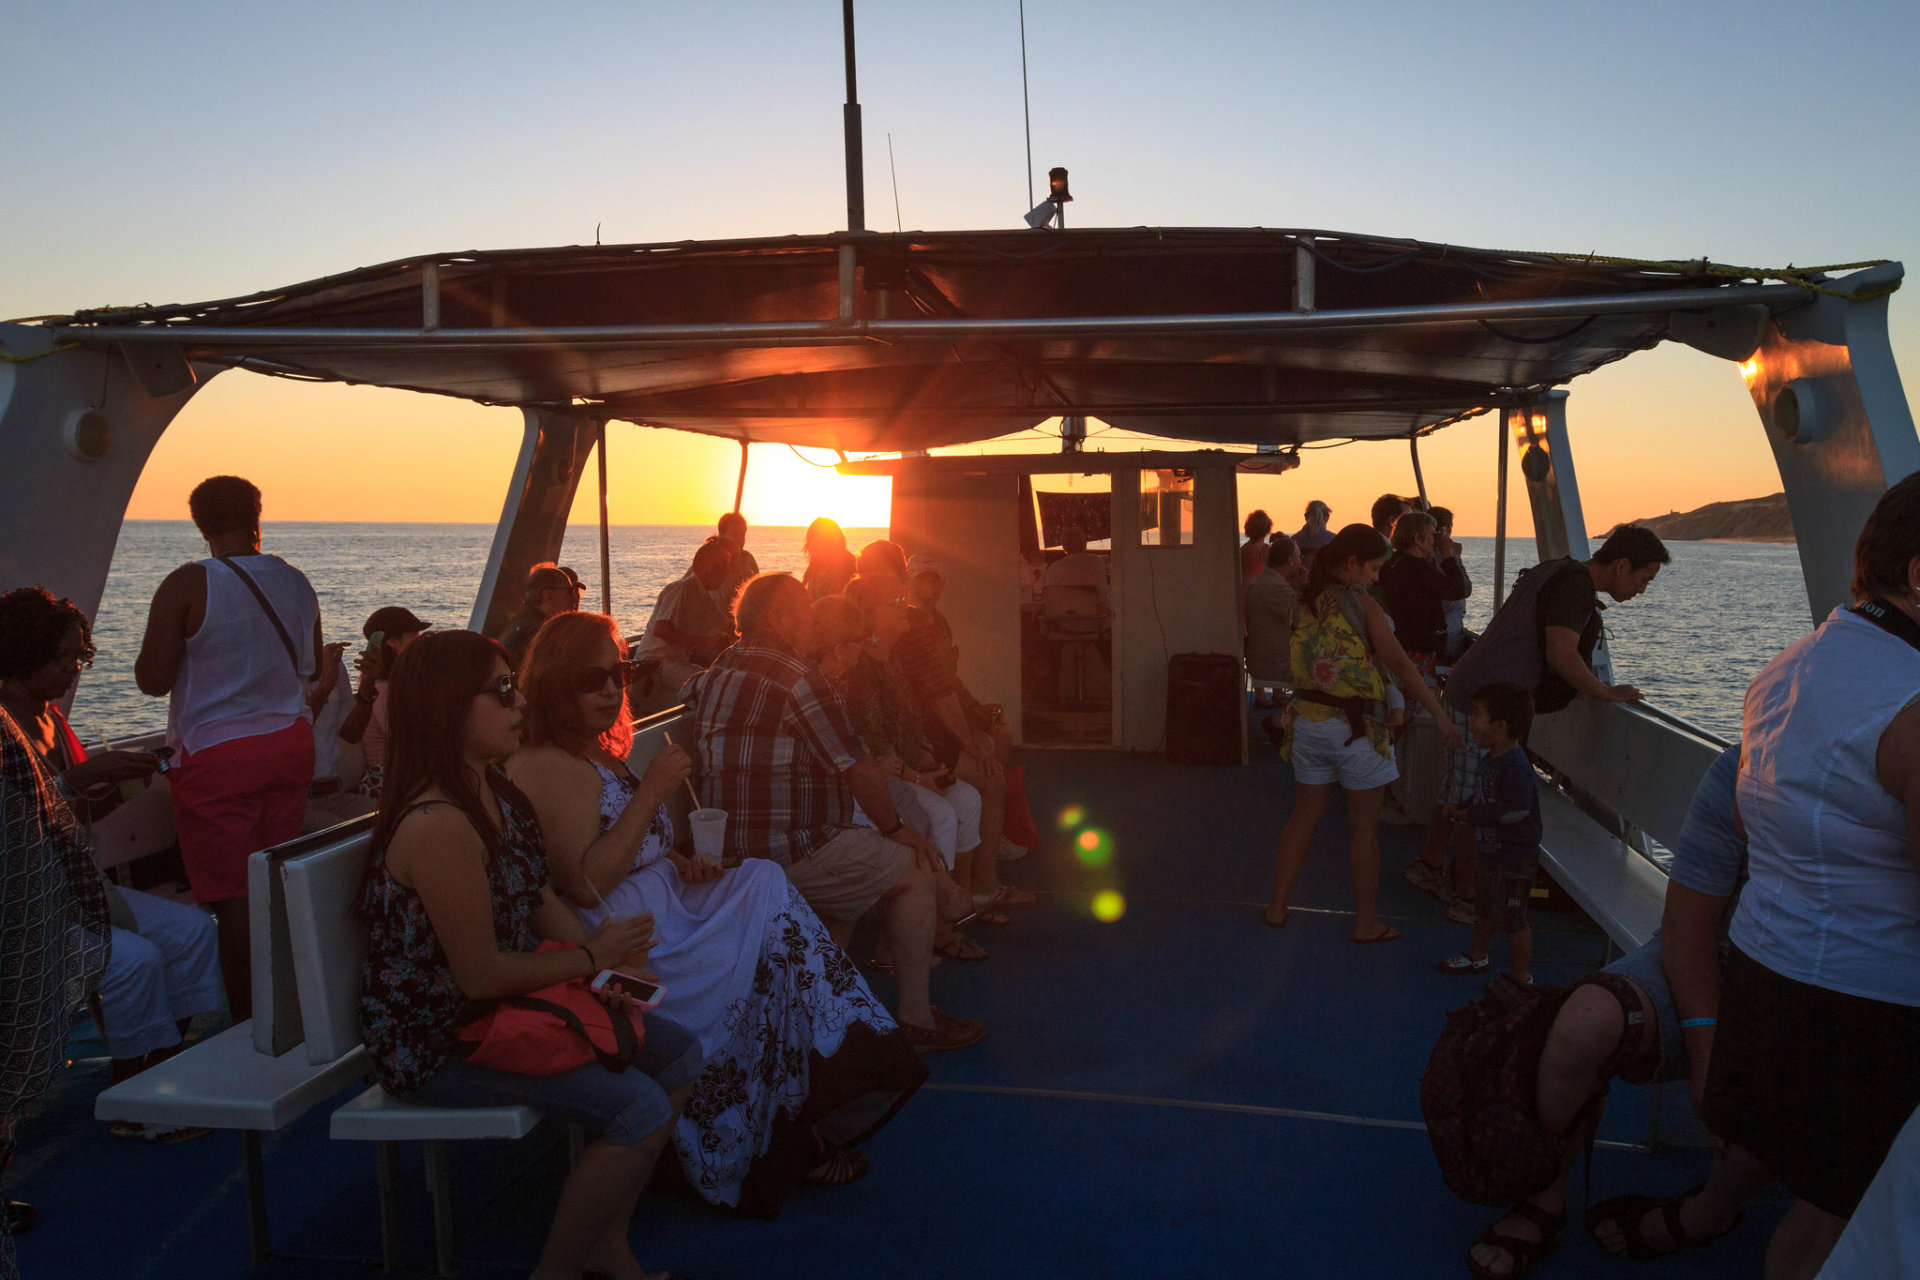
[1518,252,1898,301]
[0,342,79,364]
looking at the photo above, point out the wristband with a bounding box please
[1680,1017,1716,1029]
[581,943,599,973]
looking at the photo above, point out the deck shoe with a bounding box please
[1404,859,1451,900]
[904,1007,986,1052]
[1437,953,1491,975]
[1446,897,1479,925]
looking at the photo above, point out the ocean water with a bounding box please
[71,525,1810,744]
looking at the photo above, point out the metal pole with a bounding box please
[1409,429,1429,506]
[596,420,612,616]
[1019,0,1034,209]
[1494,409,1511,609]
[733,439,750,512]
[842,0,864,232]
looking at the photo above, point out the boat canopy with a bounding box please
[40,228,1830,453]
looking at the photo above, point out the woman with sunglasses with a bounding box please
[506,612,925,1216]
[357,630,701,1280]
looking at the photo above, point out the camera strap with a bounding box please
[1849,598,1920,656]
[216,556,303,675]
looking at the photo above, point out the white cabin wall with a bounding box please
[0,325,206,621]
[888,465,1024,733]
[1109,465,1244,756]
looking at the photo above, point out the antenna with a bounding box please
[888,133,903,233]
[1019,0,1034,208]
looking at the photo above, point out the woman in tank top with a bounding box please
[1264,524,1462,942]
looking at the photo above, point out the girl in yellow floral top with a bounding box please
[1264,525,1463,942]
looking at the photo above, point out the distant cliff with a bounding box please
[1605,493,1795,543]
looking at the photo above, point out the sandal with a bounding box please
[805,1148,870,1187]
[982,884,1039,910]
[934,934,989,962]
[1350,924,1402,944]
[1585,1185,1743,1260]
[1468,1200,1563,1280]
[903,1007,986,1052]
[1437,953,1491,975]
[969,890,1012,926]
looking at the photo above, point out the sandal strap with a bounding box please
[1503,1199,1565,1241]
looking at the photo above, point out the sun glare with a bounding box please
[740,447,893,530]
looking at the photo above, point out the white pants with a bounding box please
[97,889,225,1060]
[852,777,980,871]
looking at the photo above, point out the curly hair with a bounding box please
[519,611,634,759]
[188,475,262,539]
[0,587,94,680]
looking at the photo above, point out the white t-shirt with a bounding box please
[168,554,318,755]
[1730,607,1920,1006]
[1043,552,1110,614]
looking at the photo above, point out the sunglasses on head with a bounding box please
[481,673,518,708]
[572,660,643,694]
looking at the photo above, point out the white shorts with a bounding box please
[1288,715,1398,791]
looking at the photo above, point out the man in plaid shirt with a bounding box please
[684,572,985,1051]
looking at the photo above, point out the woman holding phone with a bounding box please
[506,612,925,1217]
[357,629,701,1280]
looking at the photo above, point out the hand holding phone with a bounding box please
[590,969,665,1009]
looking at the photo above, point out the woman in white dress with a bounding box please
[505,611,925,1217]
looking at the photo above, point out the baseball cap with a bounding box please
[363,606,430,640]
[906,555,943,580]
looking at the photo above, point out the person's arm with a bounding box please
[133,565,202,696]
[843,754,941,872]
[1543,626,1640,702]
[391,805,651,999]
[1437,554,1470,602]
[507,746,691,906]
[339,651,384,745]
[1877,699,1920,874]
[1361,595,1463,749]
[1662,882,1730,1116]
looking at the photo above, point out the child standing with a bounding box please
[1436,682,1541,983]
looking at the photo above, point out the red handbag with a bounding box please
[454,941,647,1076]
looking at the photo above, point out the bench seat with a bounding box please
[330,1085,541,1143]
[94,1020,367,1132]
[1537,785,1667,956]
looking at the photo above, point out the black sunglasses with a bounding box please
[571,660,643,695]
[481,673,518,708]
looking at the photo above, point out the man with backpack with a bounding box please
[1427,744,1772,1278]
[135,475,326,1022]
[1409,525,1670,919]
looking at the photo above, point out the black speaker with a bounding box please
[1165,653,1242,765]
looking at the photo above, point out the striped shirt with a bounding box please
[684,639,868,865]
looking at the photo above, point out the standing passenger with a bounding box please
[134,476,324,1020]
[1246,533,1303,703]
[1427,505,1473,657]
[1263,525,1463,941]
[802,518,857,601]
[339,605,431,800]
[1294,500,1335,573]
[634,542,737,694]
[1701,473,1920,1280]
[1240,509,1274,610]
[714,511,759,608]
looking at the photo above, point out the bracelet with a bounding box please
[581,942,599,973]
[1680,1017,1717,1029]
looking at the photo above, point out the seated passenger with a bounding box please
[802,517,857,601]
[1378,510,1469,677]
[0,587,220,1142]
[1042,526,1110,620]
[810,595,988,963]
[1459,746,1771,1278]
[338,605,431,800]
[506,611,926,1212]
[1428,505,1474,658]
[683,573,985,1050]
[634,541,737,693]
[357,629,699,1280]
[1246,533,1303,685]
[714,511,759,606]
[855,538,910,581]
[495,562,583,670]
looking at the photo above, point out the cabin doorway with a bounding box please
[1019,473,1114,745]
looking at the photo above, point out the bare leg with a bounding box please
[207,898,251,1023]
[1764,1200,1850,1280]
[535,1081,689,1280]
[1507,926,1533,985]
[880,862,938,1028]
[1592,1140,1773,1257]
[1345,785,1390,939]
[1469,982,1630,1276]
[961,766,1008,897]
[1265,782,1333,925]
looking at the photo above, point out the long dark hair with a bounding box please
[0,587,93,680]
[520,611,633,759]
[1302,523,1390,615]
[366,629,515,877]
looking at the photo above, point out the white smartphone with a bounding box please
[590,969,665,1009]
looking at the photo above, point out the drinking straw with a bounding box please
[659,730,704,810]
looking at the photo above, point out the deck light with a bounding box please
[1091,890,1126,923]
[1024,166,1073,228]
[1047,167,1072,204]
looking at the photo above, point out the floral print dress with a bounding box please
[576,762,926,1216]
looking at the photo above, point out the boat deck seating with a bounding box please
[1527,699,1725,961]
[326,707,694,1275]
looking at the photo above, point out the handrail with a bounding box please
[1620,700,1734,751]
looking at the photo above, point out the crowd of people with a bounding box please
[0,466,1915,1279]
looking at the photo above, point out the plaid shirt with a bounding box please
[684,638,869,865]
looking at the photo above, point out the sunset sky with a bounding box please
[6,2,1915,537]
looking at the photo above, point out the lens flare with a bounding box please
[1091,890,1126,922]
[1073,828,1111,868]
[1056,804,1086,829]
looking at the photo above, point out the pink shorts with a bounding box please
[169,721,315,903]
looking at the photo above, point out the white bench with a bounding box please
[1536,787,1668,958]
[94,824,377,1266]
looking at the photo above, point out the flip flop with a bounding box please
[934,934,990,961]
[1350,924,1402,944]
[1263,907,1290,928]
[987,884,1040,910]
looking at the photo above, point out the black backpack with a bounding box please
[1419,971,1644,1206]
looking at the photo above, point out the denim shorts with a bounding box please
[410,1013,705,1146]
[1474,859,1536,934]
[1601,935,1688,1086]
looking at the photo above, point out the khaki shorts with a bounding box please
[780,826,912,923]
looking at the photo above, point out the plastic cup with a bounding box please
[689,808,728,865]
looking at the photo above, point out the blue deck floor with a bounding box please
[14,731,1785,1278]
